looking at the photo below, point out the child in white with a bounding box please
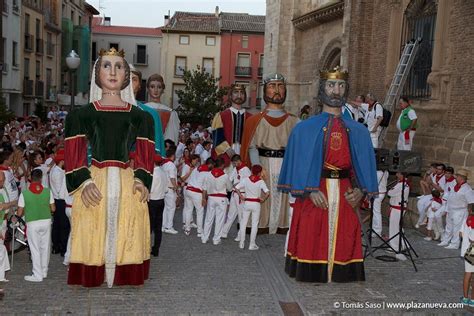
[424,190,443,241]
[436,167,457,246]
[202,158,232,245]
[387,172,410,261]
[236,165,269,250]
[162,148,178,234]
[221,154,251,240]
[460,214,474,305]
[372,170,388,237]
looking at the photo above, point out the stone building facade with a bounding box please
[264,0,473,178]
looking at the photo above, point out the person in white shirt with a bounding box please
[0,151,19,206]
[47,106,58,121]
[416,163,446,228]
[161,148,179,234]
[372,170,388,237]
[174,134,187,164]
[434,167,456,241]
[361,93,383,148]
[57,106,68,121]
[396,96,417,151]
[425,190,443,241]
[441,169,474,249]
[386,172,410,261]
[194,140,205,156]
[49,149,70,256]
[202,158,232,245]
[0,172,12,283]
[149,154,169,256]
[29,151,52,188]
[235,165,269,250]
[221,154,251,240]
[180,154,200,233]
[199,141,212,165]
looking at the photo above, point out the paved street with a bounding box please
[0,209,468,315]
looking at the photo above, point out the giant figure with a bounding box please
[65,48,155,287]
[278,67,378,283]
[240,74,299,234]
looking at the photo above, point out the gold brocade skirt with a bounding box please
[69,166,150,267]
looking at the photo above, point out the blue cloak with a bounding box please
[278,112,378,196]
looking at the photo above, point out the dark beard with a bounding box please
[231,97,245,105]
[264,93,285,105]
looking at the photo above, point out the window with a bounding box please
[71,10,74,23]
[35,19,41,38]
[24,58,30,78]
[202,58,214,76]
[109,43,119,50]
[175,56,187,77]
[12,41,18,67]
[136,45,147,65]
[25,14,30,33]
[78,15,81,25]
[234,81,250,108]
[258,54,264,77]
[172,84,185,109]
[35,60,41,79]
[179,35,189,45]
[91,42,97,61]
[242,35,249,49]
[256,81,263,109]
[235,53,251,76]
[206,36,216,46]
[46,32,53,56]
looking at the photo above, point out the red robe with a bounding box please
[286,118,365,283]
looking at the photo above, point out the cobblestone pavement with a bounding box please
[0,209,468,315]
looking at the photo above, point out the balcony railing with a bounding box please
[46,42,55,56]
[24,34,34,52]
[23,79,34,96]
[35,80,44,97]
[235,66,252,77]
[36,39,44,55]
[258,67,263,77]
[133,53,148,66]
[3,0,8,13]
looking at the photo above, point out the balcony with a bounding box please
[46,42,55,56]
[23,79,34,96]
[258,67,263,77]
[235,66,252,77]
[133,53,148,66]
[35,80,44,97]
[24,34,34,52]
[36,39,44,55]
[2,0,8,14]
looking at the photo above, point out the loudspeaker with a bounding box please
[388,150,422,174]
[375,148,390,171]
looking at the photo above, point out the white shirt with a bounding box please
[442,177,457,200]
[180,163,193,185]
[33,164,50,188]
[362,102,383,131]
[377,170,389,194]
[187,168,201,189]
[388,181,410,208]
[161,160,177,188]
[343,103,360,121]
[0,167,18,202]
[236,177,269,199]
[204,171,232,195]
[200,150,211,164]
[196,170,211,190]
[447,183,474,212]
[431,174,446,191]
[229,165,251,186]
[175,142,186,163]
[194,143,204,156]
[396,108,417,131]
[150,166,168,200]
[18,190,54,207]
[49,165,68,200]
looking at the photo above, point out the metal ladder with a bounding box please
[379,38,422,147]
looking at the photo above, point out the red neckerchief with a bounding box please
[198,165,209,172]
[29,181,44,194]
[184,158,192,166]
[398,179,410,187]
[249,175,261,183]
[0,166,9,171]
[467,215,474,229]
[432,197,442,204]
[435,174,444,185]
[454,181,465,192]
[161,158,173,166]
[446,176,455,183]
[211,168,225,178]
[236,163,247,172]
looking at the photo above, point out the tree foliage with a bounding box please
[0,98,16,129]
[34,100,48,122]
[176,66,228,126]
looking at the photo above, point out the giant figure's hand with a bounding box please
[344,188,364,209]
[81,182,103,207]
[133,181,149,203]
[310,191,328,209]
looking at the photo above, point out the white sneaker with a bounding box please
[191,223,198,229]
[445,244,458,249]
[24,275,42,282]
[239,241,244,249]
[414,224,420,229]
[434,232,441,241]
[438,241,449,246]
[197,233,202,238]
[0,279,9,282]
[213,239,222,246]
[234,236,241,242]
[201,238,208,244]
[419,222,427,226]
[395,254,407,261]
[163,228,178,235]
[221,234,228,239]
[424,236,432,241]
[249,244,259,251]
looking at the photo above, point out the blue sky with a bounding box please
[88,0,266,27]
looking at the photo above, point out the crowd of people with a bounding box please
[0,48,472,307]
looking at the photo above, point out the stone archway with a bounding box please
[318,37,343,71]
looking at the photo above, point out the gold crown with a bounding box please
[99,47,125,58]
[320,66,349,80]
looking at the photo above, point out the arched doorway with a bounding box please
[323,47,341,70]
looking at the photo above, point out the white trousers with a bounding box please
[433,203,447,234]
[239,202,261,247]
[221,192,243,238]
[416,195,432,226]
[27,219,51,280]
[162,189,177,230]
[202,197,227,243]
[397,130,416,151]
[389,209,405,251]
[443,209,467,247]
[183,190,204,233]
[370,129,381,148]
[64,207,72,265]
[284,204,294,256]
[0,220,9,281]
[372,193,385,235]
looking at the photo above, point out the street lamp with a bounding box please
[66,50,80,111]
